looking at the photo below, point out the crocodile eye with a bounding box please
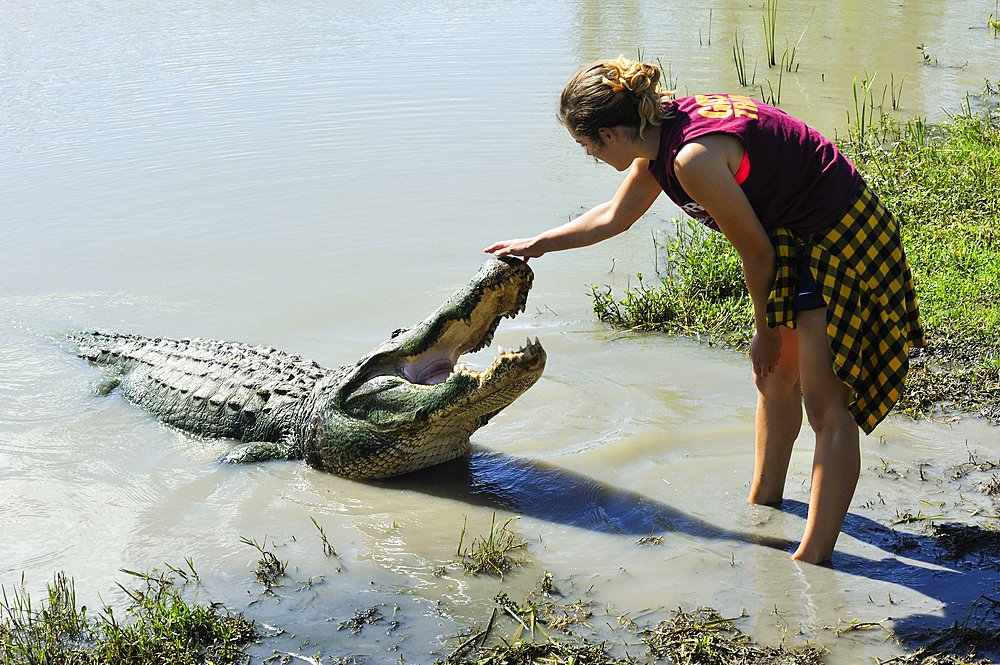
[390,328,408,339]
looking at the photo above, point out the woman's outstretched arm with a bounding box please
[484,158,662,260]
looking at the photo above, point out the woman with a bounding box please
[484,56,925,564]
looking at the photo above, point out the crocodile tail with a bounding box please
[71,330,152,371]
[69,331,330,449]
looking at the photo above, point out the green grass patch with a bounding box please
[1,567,256,665]
[590,80,1000,419]
[457,514,527,579]
[591,220,753,348]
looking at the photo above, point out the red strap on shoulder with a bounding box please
[734,150,750,184]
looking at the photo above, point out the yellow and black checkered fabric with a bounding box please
[766,185,926,434]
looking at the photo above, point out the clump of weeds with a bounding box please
[642,607,823,665]
[879,596,1000,664]
[590,219,752,348]
[1,566,256,664]
[457,514,527,579]
[240,536,287,591]
[440,588,626,665]
[925,522,1000,560]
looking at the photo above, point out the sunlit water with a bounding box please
[2,0,998,662]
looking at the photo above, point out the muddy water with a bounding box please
[2,0,998,662]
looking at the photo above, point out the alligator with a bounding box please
[69,257,545,479]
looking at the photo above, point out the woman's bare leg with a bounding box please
[748,325,803,505]
[791,308,860,564]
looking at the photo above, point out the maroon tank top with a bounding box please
[647,95,863,235]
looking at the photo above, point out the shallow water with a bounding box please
[2,0,999,662]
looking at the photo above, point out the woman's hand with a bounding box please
[750,325,783,378]
[483,237,544,261]
[485,158,663,263]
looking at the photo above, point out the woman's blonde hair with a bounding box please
[559,55,675,144]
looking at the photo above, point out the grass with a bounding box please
[785,7,814,73]
[590,79,1000,420]
[591,221,751,347]
[310,517,338,558]
[441,590,824,665]
[239,536,287,591]
[762,0,778,67]
[0,567,256,665]
[642,607,822,664]
[457,514,527,579]
[732,28,753,87]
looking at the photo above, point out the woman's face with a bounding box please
[570,127,635,172]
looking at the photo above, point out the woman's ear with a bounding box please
[597,127,616,145]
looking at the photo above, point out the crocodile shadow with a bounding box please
[374,445,790,545]
[376,447,1000,653]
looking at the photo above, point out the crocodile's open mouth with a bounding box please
[399,269,541,387]
[342,257,545,414]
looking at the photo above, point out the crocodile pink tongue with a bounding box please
[412,359,454,385]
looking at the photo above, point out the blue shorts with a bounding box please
[795,254,826,311]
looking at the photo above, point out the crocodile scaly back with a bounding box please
[71,332,331,448]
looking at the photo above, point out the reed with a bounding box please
[785,7,814,72]
[732,28,749,87]
[762,0,778,67]
[851,71,878,137]
[761,51,786,105]
[657,57,678,91]
[889,72,908,110]
[700,8,713,46]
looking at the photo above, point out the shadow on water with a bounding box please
[778,498,1000,645]
[375,445,789,547]
[375,447,1000,649]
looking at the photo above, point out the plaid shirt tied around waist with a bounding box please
[766,185,926,434]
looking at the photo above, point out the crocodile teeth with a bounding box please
[497,345,504,355]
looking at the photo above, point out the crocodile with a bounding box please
[70,257,545,479]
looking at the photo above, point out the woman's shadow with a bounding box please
[374,446,1000,649]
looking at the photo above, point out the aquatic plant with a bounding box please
[890,73,908,110]
[457,514,527,578]
[785,7,814,72]
[240,536,287,590]
[0,568,256,665]
[733,28,750,87]
[852,71,879,137]
[761,51,786,105]
[657,57,678,92]
[642,607,822,664]
[762,0,778,67]
[310,516,338,557]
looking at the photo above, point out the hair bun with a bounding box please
[601,55,659,96]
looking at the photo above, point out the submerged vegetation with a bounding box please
[591,80,1000,421]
